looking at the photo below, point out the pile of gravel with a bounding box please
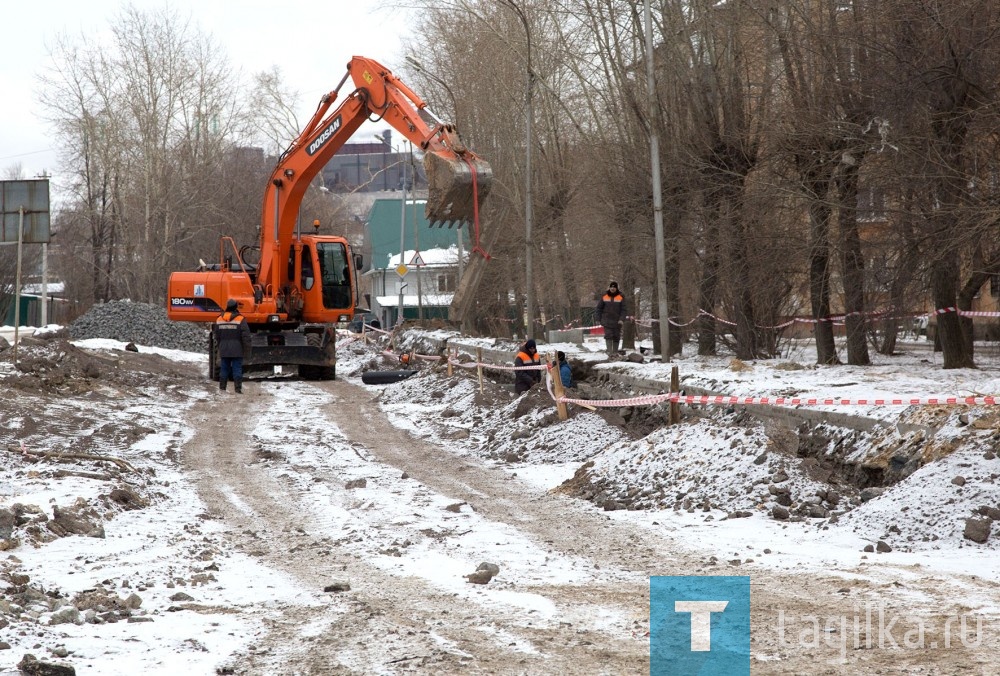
[69,299,208,353]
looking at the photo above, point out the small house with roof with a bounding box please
[362,196,469,327]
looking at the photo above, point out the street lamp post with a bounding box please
[375,133,408,326]
[405,56,459,126]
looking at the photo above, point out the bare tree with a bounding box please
[879,0,1000,368]
[767,1,883,365]
[38,5,257,308]
[249,67,304,155]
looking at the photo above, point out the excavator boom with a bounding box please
[167,56,491,381]
[256,55,492,295]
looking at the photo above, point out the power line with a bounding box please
[0,148,54,161]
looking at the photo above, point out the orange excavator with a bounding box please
[166,56,492,380]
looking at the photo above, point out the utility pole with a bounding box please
[375,132,408,326]
[13,207,24,367]
[644,0,670,359]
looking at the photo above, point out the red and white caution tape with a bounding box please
[555,392,1000,408]
[373,348,997,410]
[557,392,675,408]
[955,309,1000,317]
[546,306,1000,335]
[487,362,547,372]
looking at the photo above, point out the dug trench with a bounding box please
[1,333,997,673]
[334,340,992,674]
[328,347,999,673]
[391,333,925,489]
[410,334,997,536]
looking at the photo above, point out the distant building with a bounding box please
[320,130,427,193]
[362,196,469,327]
[2,280,71,327]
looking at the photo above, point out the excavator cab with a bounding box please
[423,149,493,227]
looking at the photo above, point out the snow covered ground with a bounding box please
[2,329,999,673]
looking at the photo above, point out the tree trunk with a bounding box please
[957,250,1000,357]
[808,193,839,364]
[734,287,757,360]
[697,206,721,356]
[622,318,636,350]
[878,277,902,356]
[651,283,662,357]
[931,252,974,368]
[622,272,636,352]
[732,215,758,360]
[666,209,682,356]
[837,162,870,365]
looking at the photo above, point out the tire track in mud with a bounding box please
[182,384,650,674]
[180,380,1000,675]
[322,378,1000,675]
[184,392,472,673]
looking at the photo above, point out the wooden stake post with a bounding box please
[550,352,569,420]
[670,365,681,425]
[476,347,484,393]
[447,347,454,377]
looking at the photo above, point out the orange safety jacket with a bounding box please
[515,351,540,367]
[596,291,626,328]
[514,350,541,391]
[214,312,252,359]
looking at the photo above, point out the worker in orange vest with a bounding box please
[214,299,252,393]
[596,281,626,356]
[513,339,541,394]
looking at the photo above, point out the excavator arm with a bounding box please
[256,55,492,298]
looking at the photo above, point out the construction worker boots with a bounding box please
[219,379,243,393]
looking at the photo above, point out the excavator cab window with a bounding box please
[301,245,315,291]
[316,242,351,310]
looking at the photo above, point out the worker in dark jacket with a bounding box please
[514,339,541,394]
[557,351,575,389]
[214,299,252,393]
[596,280,626,356]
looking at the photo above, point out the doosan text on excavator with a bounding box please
[166,56,492,380]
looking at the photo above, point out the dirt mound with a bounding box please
[69,299,207,352]
[2,334,194,397]
[356,331,1000,552]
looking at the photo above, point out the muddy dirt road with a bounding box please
[182,377,999,675]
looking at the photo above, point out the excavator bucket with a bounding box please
[423,150,493,226]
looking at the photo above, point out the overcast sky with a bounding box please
[0,1,409,188]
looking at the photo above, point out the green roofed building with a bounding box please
[362,196,469,327]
